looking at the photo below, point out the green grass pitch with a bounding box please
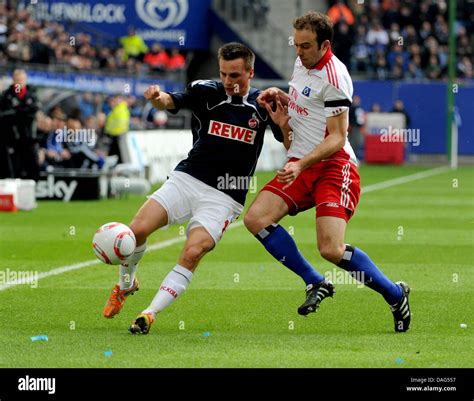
[0,165,473,368]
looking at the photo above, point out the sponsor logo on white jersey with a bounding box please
[208,120,256,144]
[288,87,309,116]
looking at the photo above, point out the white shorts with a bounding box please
[149,171,244,245]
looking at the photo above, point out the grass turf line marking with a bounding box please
[0,225,243,292]
[0,166,451,292]
[361,166,450,194]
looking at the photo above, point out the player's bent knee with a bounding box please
[244,209,268,235]
[182,242,212,266]
[243,211,259,234]
[319,243,345,264]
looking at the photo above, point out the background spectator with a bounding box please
[120,27,148,62]
[167,48,186,71]
[328,0,355,26]
[333,22,353,68]
[103,95,130,162]
[391,99,411,127]
[371,103,382,112]
[144,43,170,72]
[0,69,39,180]
[348,95,366,159]
[38,106,71,169]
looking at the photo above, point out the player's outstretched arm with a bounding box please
[144,85,176,110]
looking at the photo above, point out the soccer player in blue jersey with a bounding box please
[101,42,285,334]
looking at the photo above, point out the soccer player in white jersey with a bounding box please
[244,11,411,332]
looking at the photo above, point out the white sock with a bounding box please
[119,242,147,290]
[143,264,193,317]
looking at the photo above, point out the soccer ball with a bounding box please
[92,222,136,265]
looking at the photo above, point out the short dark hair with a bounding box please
[293,11,334,48]
[218,42,255,71]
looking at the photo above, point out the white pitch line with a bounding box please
[0,166,450,292]
[0,222,244,292]
[361,166,450,194]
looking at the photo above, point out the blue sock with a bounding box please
[338,245,402,305]
[256,224,325,285]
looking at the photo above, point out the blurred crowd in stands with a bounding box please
[0,6,186,74]
[0,68,171,180]
[0,68,412,181]
[0,0,472,181]
[329,0,473,80]
[1,1,472,80]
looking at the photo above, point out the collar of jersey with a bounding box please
[207,91,250,110]
[310,47,333,71]
[229,89,250,103]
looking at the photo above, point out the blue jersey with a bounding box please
[168,80,283,205]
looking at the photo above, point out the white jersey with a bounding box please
[287,48,357,164]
